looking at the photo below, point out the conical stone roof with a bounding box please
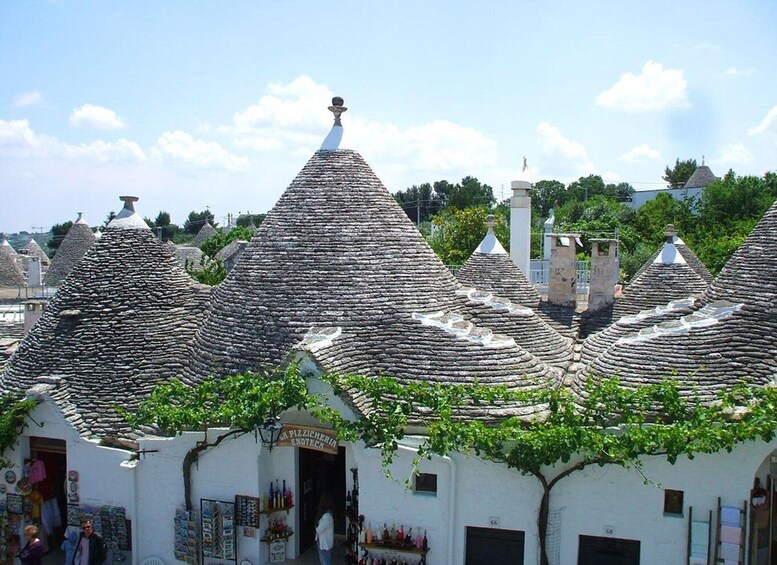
[21,239,50,267]
[455,220,573,370]
[43,214,97,286]
[191,221,217,247]
[2,197,211,442]
[188,150,559,411]
[0,237,24,287]
[632,228,712,284]
[577,199,777,399]
[684,165,717,189]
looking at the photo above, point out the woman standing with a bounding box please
[18,525,44,565]
[314,493,334,565]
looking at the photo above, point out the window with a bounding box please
[663,489,684,515]
[414,473,437,495]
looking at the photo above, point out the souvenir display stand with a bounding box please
[259,502,293,563]
[174,507,199,565]
[713,497,746,564]
[201,499,236,563]
[687,506,711,565]
[358,520,430,565]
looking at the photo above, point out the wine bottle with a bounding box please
[415,528,422,549]
[405,527,413,547]
[397,524,404,543]
[269,482,274,509]
[366,523,373,544]
[382,523,389,542]
[282,479,287,505]
[422,530,428,551]
[346,490,352,511]
[390,523,396,542]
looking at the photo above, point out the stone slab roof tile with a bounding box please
[43,221,96,287]
[191,221,217,247]
[1,225,211,441]
[0,243,25,287]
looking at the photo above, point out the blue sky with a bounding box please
[2,1,776,233]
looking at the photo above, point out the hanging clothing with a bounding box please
[29,460,47,484]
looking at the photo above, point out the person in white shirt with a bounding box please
[314,493,334,565]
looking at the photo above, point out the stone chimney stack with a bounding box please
[27,258,42,287]
[509,180,532,278]
[23,299,47,336]
[587,238,619,312]
[547,233,579,307]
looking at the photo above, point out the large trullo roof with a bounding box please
[0,237,25,287]
[43,214,97,286]
[20,238,50,267]
[684,164,717,189]
[455,219,574,370]
[191,220,217,247]
[1,197,211,443]
[577,199,777,399]
[188,149,560,417]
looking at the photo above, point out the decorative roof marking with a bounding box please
[411,311,517,349]
[300,326,343,353]
[321,96,347,151]
[456,287,534,317]
[616,301,743,344]
[108,196,150,231]
[616,298,697,325]
[474,215,507,255]
[654,243,687,265]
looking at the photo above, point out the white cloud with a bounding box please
[155,131,250,172]
[0,118,144,162]
[596,61,689,112]
[69,104,126,130]
[723,66,755,77]
[222,76,499,178]
[714,143,753,165]
[748,106,777,136]
[0,119,38,151]
[621,144,661,162]
[534,122,595,179]
[12,91,44,108]
[232,75,331,133]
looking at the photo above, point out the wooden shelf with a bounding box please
[259,504,294,515]
[261,531,294,543]
[360,542,428,555]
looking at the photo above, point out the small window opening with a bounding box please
[414,473,437,495]
[664,489,684,515]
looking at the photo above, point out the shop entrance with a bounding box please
[28,437,68,551]
[297,446,346,555]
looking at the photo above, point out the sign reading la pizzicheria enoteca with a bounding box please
[276,424,338,454]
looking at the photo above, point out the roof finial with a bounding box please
[328,96,347,126]
[701,154,705,166]
[665,223,677,242]
[119,195,139,212]
[485,214,497,229]
[321,97,347,151]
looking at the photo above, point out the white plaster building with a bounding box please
[1,101,776,565]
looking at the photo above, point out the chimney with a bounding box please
[587,239,619,312]
[27,258,42,287]
[547,233,579,307]
[23,298,48,336]
[509,180,532,278]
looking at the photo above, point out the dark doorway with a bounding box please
[578,535,641,565]
[298,446,346,554]
[465,526,525,565]
[29,437,68,550]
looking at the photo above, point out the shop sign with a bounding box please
[276,424,338,454]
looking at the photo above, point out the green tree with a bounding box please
[184,210,217,235]
[393,183,442,224]
[429,206,509,265]
[663,158,697,188]
[567,175,605,202]
[447,176,495,210]
[532,180,566,218]
[184,256,228,286]
[47,221,73,254]
[199,226,256,258]
[0,392,39,468]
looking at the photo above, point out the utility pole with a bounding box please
[417,198,421,225]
